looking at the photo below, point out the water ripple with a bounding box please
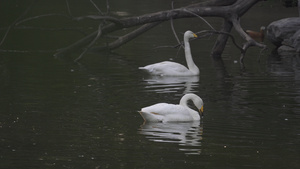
[142,76,199,94]
[139,121,203,155]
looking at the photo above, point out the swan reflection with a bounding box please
[143,75,199,94]
[139,121,203,155]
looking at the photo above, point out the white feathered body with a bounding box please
[139,61,196,76]
[139,103,200,122]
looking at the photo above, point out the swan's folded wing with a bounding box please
[141,103,192,122]
[140,61,189,76]
[139,111,164,122]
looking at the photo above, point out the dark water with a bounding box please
[1,1,300,169]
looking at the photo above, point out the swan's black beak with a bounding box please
[199,106,204,117]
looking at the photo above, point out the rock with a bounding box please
[277,45,296,55]
[280,28,300,53]
[267,17,300,47]
[290,29,300,53]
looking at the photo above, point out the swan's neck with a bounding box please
[184,38,199,75]
[179,94,199,120]
[179,94,189,108]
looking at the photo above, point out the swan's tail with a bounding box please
[138,111,163,122]
[138,111,147,122]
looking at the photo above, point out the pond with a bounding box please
[0,1,299,169]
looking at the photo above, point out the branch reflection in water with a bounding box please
[139,121,203,155]
[142,76,199,94]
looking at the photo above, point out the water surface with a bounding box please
[0,1,300,169]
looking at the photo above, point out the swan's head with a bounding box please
[184,30,198,40]
[193,96,204,117]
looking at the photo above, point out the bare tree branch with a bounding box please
[54,0,262,58]
[74,23,102,62]
[170,1,181,45]
[0,0,37,47]
[182,9,216,31]
[230,13,267,66]
[0,0,260,65]
[91,21,162,52]
[14,25,89,35]
[155,29,242,55]
[73,15,122,25]
[90,0,103,15]
[54,23,117,57]
[197,30,244,52]
[65,0,73,17]
[211,18,233,58]
[16,13,70,26]
[106,0,110,15]
[186,0,238,8]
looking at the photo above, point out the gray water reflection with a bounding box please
[143,75,199,94]
[139,121,203,155]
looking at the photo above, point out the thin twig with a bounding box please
[92,22,161,52]
[106,0,110,15]
[0,27,12,47]
[183,9,216,31]
[16,13,70,26]
[170,1,181,45]
[15,25,89,35]
[258,44,268,62]
[230,14,267,67]
[0,0,37,47]
[175,45,184,58]
[153,45,179,50]
[196,30,244,52]
[74,24,102,62]
[155,30,244,55]
[0,49,56,53]
[74,15,122,25]
[90,0,103,15]
[65,0,72,17]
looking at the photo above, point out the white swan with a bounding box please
[139,93,204,122]
[139,30,199,76]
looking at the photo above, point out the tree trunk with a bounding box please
[211,19,233,59]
